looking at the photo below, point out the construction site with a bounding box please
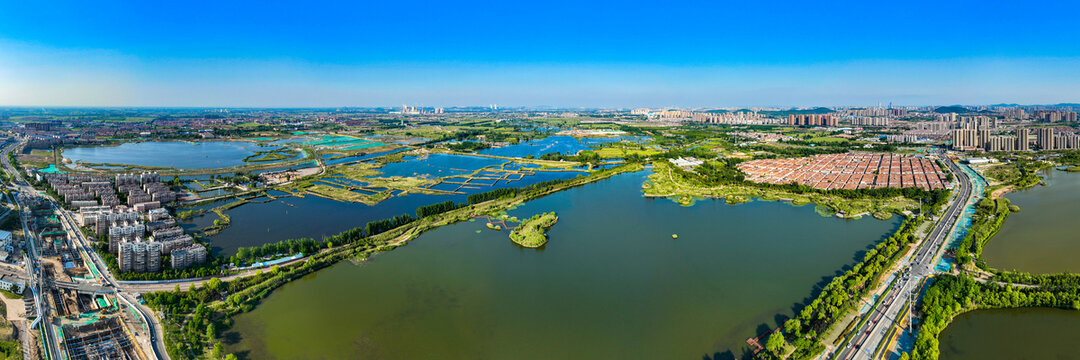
[61,314,145,360]
[20,193,148,360]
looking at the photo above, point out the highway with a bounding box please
[834,149,974,360]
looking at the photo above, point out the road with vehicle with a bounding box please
[835,150,974,360]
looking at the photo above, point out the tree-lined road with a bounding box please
[835,150,974,360]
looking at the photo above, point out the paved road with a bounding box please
[1,139,62,360]
[835,150,974,360]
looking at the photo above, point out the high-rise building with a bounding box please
[1037,128,1055,150]
[1016,128,1030,152]
[171,244,208,270]
[118,241,162,273]
[787,114,837,127]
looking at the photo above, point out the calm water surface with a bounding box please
[63,141,303,169]
[981,170,1080,273]
[224,171,900,359]
[939,308,1080,360]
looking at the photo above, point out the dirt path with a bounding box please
[990,185,1012,199]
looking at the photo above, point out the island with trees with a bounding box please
[509,212,559,248]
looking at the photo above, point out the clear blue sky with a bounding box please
[2,0,1079,107]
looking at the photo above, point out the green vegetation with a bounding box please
[982,160,1045,188]
[776,217,924,360]
[233,237,327,265]
[911,275,1080,360]
[954,197,1011,268]
[445,141,492,152]
[509,212,558,248]
[242,146,299,162]
[416,200,465,218]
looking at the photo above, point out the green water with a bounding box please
[982,170,1080,273]
[939,308,1080,360]
[224,171,900,359]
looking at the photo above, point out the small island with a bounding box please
[509,212,559,248]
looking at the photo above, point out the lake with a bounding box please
[62,141,304,169]
[196,161,586,255]
[223,171,900,359]
[938,308,1080,360]
[981,170,1080,273]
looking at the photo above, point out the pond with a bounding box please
[981,170,1080,273]
[938,307,1080,360]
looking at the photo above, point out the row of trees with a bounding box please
[234,237,325,264]
[466,178,571,204]
[539,150,602,163]
[364,214,417,236]
[445,141,492,152]
[779,217,923,359]
[994,271,1080,289]
[416,200,465,218]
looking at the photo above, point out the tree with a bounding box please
[783,318,801,335]
[207,323,217,340]
[765,331,786,355]
[206,277,222,292]
[225,354,238,360]
[212,342,224,359]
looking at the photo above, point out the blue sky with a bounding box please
[2,0,1079,107]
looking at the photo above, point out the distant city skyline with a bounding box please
[3,1,1080,107]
